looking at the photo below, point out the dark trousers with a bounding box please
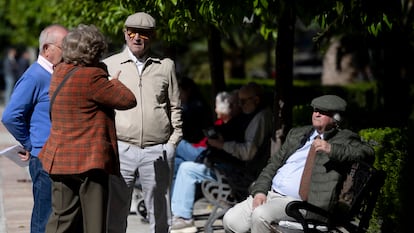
[46,169,109,233]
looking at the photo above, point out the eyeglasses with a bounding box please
[238,96,255,106]
[125,28,150,40]
[48,43,62,50]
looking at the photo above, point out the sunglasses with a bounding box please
[125,28,151,40]
[313,108,334,117]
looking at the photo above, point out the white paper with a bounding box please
[0,145,29,167]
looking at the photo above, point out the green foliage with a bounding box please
[1,0,410,60]
[2,0,57,46]
[45,0,137,45]
[359,127,408,232]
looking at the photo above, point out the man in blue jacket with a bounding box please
[1,24,68,233]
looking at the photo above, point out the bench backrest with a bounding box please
[331,161,386,232]
[278,161,386,233]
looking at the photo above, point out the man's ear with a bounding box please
[42,43,50,53]
[123,31,129,41]
[333,113,341,123]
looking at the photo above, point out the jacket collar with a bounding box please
[300,126,339,147]
[321,127,339,141]
[119,47,161,65]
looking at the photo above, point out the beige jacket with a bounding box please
[103,48,182,148]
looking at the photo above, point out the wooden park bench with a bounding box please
[197,160,385,233]
[271,161,386,233]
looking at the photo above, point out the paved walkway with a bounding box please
[0,104,32,233]
[0,104,151,233]
[0,104,221,233]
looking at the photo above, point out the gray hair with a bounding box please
[215,91,232,115]
[38,24,68,53]
[62,24,107,65]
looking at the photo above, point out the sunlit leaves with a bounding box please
[0,0,411,50]
[368,22,381,36]
[382,14,393,30]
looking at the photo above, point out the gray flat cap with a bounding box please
[124,12,156,29]
[311,95,347,112]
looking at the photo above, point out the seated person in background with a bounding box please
[223,95,375,233]
[173,90,240,186]
[170,82,273,233]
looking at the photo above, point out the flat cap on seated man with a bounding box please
[311,95,347,112]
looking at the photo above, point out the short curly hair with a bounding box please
[215,91,232,115]
[62,24,107,65]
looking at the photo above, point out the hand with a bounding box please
[207,137,224,149]
[313,138,331,154]
[18,150,30,161]
[111,70,121,80]
[252,193,267,209]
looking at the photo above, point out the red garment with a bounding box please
[39,63,137,175]
[192,119,224,148]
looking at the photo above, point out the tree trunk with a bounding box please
[266,39,274,79]
[272,1,295,152]
[208,25,226,100]
[229,50,246,79]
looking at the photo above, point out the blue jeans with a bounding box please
[29,156,52,233]
[173,140,206,187]
[171,161,215,219]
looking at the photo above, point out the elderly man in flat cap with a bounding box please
[222,95,375,233]
[104,12,182,233]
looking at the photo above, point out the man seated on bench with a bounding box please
[223,94,375,233]
[170,82,273,233]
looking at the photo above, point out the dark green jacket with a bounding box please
[250,125,375,215]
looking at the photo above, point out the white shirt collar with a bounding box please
[126,48,139,64]
[126,47,145,74]
[37,55,54,74]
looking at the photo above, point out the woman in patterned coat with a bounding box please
[39,24,136,233]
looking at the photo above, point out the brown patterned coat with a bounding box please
[39,63,137,176]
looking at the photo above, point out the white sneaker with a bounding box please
[170,216,197,233]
